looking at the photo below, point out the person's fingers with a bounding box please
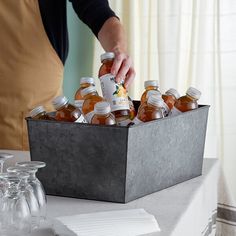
[124,67,136,89]
[111,52,125,76]
[110,51,135,87]
[116,56,132,83]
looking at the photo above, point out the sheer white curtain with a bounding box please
[218,0,236,201]
[92,0,236,199]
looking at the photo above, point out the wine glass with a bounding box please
[0,173,31,236]
[7,166,41,229]
[0,153,13,227]
[16,162,47,222]
[0,153,13,173]
[0,173,7,197]
[0,176,7,231]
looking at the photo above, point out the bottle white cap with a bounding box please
[30,106,46,118]
[100,52,115,62]
[52,96,69,110]
[186,87,201,100]
[81,86,97,97]
[80,77,95,85]
[144,80,159,88]
[147,95,165,108]
[165,88,180,99]
[94,102,111,115]
[146,90,162,99]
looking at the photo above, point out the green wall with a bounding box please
[63,2,94,101]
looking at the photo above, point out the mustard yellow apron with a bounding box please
[0,0,63,150]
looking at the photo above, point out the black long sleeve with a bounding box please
[38,0,117,64]
[69,0,117,36]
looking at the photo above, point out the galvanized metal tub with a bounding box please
[26,103,209,203]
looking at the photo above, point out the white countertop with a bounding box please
[1,150,218,236]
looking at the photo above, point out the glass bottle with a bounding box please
[81,86,104,123]
[98,52,130,124]
[141,80,160,104]
[134,95,165,124]
[29,106,55,120]
[172,87,201,115]
[52,95,87,123]
[91,102,116,125]
[138,90,162,113]
[74,77,96,111]
[128,96,136,120]
[162,88,180,110]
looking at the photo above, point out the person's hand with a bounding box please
[97,17,135,88]
[110,49,135,89]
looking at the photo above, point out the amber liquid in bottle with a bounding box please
[135,96,165,124]
[138,90,161,114]
[128,96,136,120]
[91,113,116,125]
[162,94,176,110]
[141,86,159,104]
[33,112,55,120]
[174,95,198,112]
[30,106,55,120]
[75,83,93,101]
[137,104,163,122]
[74,77,97,111]
[99,58,130,123]
[55,103,84,122]
[82,93,104,122]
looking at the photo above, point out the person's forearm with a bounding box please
[98,17,135,88]
[98,17,127,54]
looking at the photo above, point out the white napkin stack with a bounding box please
[56,208,160,236]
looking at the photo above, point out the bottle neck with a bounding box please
[165,93,176,100]
[147,102,163,110]
[57,102,69,111]
[34,111,47,119]
[84,92,97,98]
[186,94,198,101]
[170,94,177,100]
[81,83,93,89]
[146,86,158,91]
[94,113,110,118]
[102,58,114,65]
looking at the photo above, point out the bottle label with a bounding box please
[128,98,136,120]
[170,107,182,116]
[74,100,84,111]
[75,114,87,123]
[117,118,132,127]
[132,117,143,125]
[100,73,129,112]
[85,111,95,123]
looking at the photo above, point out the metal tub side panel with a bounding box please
[27,121,128,203]
[125,106,209,202]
